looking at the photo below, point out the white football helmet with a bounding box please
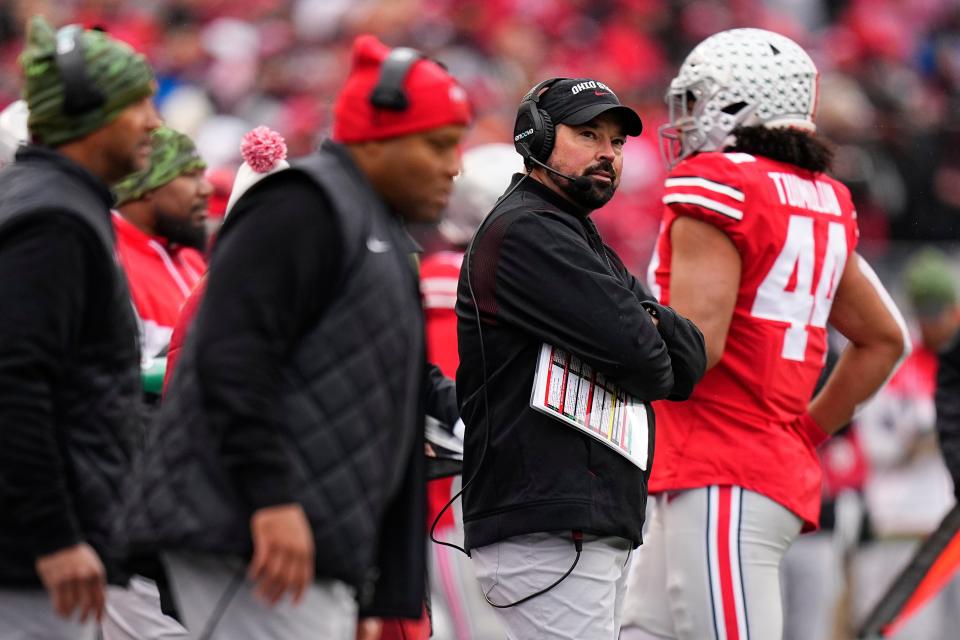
[660,28,819,168]
[438,143,524,246]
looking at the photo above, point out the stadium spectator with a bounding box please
[7,1,960,262]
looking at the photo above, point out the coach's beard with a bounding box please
[560,160,617,210]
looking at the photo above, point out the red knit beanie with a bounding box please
[332,35,472,143]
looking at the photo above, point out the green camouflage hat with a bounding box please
[19,16,155,146]
[114,126,206,205]
[904,248,957,317]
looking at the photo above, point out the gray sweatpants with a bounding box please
[472,531,634,640]
[0,587,97,640]
[621,486,802,640]
[102,575,190,639]
[163,551,356,640]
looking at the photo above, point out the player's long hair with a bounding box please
[725,125,833,173]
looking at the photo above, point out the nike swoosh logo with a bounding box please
[366,237,391,253]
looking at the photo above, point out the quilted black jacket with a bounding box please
[0,147,141,586]
[121,141,452,617]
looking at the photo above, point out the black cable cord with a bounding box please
[428,173,529,558]
[484,531,584,609]
[196,565,245,640]
[429,170,586,607]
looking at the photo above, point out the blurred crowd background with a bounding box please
[6,0,960,271]
[4,1,960,638]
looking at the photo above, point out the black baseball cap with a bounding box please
[538,78,643,136]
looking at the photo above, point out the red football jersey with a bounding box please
[421,251,463,379]
[420,250,465,532]
[647,151,859,529]
[112,212,206,359]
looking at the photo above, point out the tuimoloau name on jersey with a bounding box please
[767,172,841,216]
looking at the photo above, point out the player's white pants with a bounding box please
[621,486,802,640]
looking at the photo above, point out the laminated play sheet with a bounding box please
[530,343,648,470]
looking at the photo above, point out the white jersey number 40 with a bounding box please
[751,215,847,361]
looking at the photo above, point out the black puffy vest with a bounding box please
[0,147,141,585]
[123,142,427,594]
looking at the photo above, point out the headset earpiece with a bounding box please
[535,111,555,163]
[513,77,561,163]
[369,46,426,112]
[55,25,107,116]
[512,102,536,159]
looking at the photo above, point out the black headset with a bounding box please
[55,25,107,116]
[513,77,563,163]
[369,46,427,111]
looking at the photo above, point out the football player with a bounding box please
[621,28,910,640]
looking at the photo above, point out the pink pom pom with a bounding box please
[240,126,287,173]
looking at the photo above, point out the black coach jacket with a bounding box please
[456,174,706,550]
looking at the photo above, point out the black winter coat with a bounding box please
[456,175,706,550]
[0,147,141,585]
[122,141,455,617]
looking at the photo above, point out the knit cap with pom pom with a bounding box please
[224,126,289,216]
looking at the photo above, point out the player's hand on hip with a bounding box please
[357,617,382,640]
[34,542,107,623]
[249,503,315,606]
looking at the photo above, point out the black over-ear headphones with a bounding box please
[55,25,107,116]
[513,77,563,163]
[369,46,427,111]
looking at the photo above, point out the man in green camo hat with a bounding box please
[115,126,212,251]
[0,16,161,640]
[21,16,155,151]
[113,125,210,371]
[905,247,960,353]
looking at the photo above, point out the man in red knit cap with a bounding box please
[122,34,470,640]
